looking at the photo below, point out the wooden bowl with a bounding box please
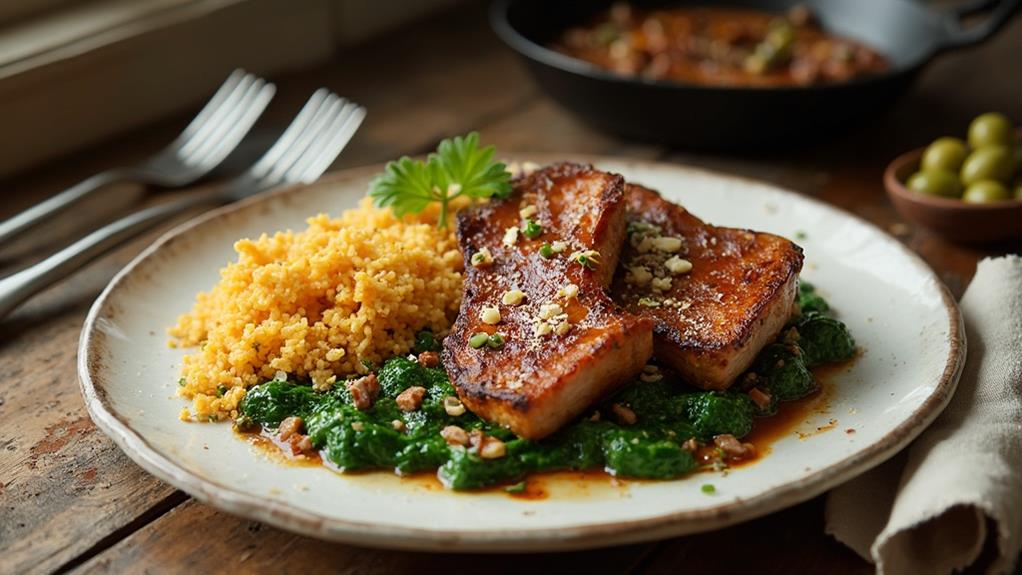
[884,147,1022,244]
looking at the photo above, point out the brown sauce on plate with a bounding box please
[239,354,858,497]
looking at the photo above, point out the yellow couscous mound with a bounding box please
[170,197,463,421]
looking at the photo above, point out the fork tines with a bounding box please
[243,89,367,190]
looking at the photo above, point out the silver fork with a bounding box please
[0,69,276,245]
[0,89,365,320]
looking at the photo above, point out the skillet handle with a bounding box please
[938,0,1022,51]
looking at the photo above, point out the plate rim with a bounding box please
[78,156,966,551]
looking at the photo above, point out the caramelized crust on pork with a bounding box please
[612,184,803,390]
[442,163,653,439]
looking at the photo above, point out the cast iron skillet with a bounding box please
[491,0,1020,151]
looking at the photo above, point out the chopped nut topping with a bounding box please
[538,302,563,320]
[558,283,579,299]
[652,236,683,252]
[417,351,440,368]
[346,373,380,411]
[748,387,772,410]
[478,436,507,459]
[714,434,756,460]
[470,247,494,267]
[682,438,699,452]
[550,240,568,253]
[637,297,661,308]
[391,419,406,432]
[505,161,540,178]
[782,327,800,345]
[441,425,469,446]
[502,289,526,306]
[664,256,693,274]
[554,321,571,336]
[651,277,673,292]
[278,416,303,441]
[611,403,638,425]
[502,226,519,246]
[396,385,426,412]
[468,428,485,448]
[444,396,466,416]
[626,266,653,286]
[639,371,663,383]
[533,322,553,337]
[481,306,501,325]
[519,205,538,219]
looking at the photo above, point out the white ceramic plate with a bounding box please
[79,157,964,552]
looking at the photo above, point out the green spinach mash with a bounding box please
[237,282,853,490]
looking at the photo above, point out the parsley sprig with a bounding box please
[368,132,512,228]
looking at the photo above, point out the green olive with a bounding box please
[962,179,1010,203]
[906,170,962,198]
[960,145,1014,185]
[921,137,968,173]
[967,112,1014,148]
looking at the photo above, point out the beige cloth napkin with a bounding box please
[826,255,1022,574]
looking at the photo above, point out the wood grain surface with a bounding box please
[1,3,1020,574]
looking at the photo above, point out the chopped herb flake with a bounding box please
[468,332,489,349]
[487,333,505,349]
[521,219,543,239]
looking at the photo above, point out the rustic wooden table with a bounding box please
[2,5,1020,574]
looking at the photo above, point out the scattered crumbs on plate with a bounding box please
[701,484,716,495]
[848,407,859,415]
[294,484,309,492]
[269,488,282,496]
[763,202,778,214]
[794,230,808,241]
[845,428,856,434]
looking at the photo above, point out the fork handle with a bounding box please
[0,190,219,319]
[0,169,130,246]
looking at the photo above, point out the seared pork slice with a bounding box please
[612,184,803,390]
[442,163,653,440]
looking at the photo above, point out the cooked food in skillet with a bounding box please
[551,3,889,87]
[171,134,856,490]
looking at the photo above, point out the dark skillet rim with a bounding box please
[78,156,965,552]
[489,0,932,95]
